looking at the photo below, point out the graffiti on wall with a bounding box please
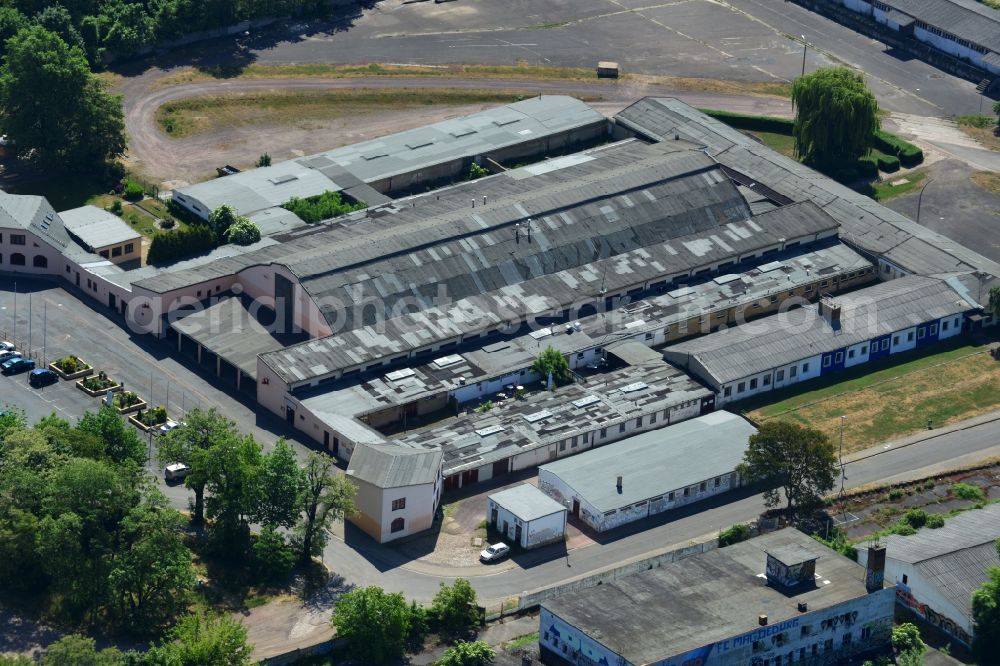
[895,583,972,646]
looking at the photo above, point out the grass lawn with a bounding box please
[743,338,1000,453]
[503,632,540,651]
[155,87,564,139]
[748,130,796,158]
[870,169,926,202]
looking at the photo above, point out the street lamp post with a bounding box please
[916,178,934,224]
[801,35,808,78]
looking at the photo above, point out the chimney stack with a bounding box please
[865,543,886,593]
[616,475,623,493]
[759,614,768,626]
[818,298,842,328]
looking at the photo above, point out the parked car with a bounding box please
[0,341,14,352]
[159,419,185,434]
[0,350,21,364]
[479,542,511,563]
[164,463,191,482]
[28,368,58,387]
[1,357,34,375]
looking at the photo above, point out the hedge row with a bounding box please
[875,152,900,173]
[698,108,795,134]
[874,130,923,167]
[146,225,218,266]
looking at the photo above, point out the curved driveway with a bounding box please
[121,74,793,184]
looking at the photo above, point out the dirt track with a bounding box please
[117,70,794,187]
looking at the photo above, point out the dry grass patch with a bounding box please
[957,121,1000,152]
[150,62,792,98]
[972,170,1000,195]
[155,87,563,139]
[746,345,1000,454]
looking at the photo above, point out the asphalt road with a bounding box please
[322,413,1000,603]
[236,0,982,116]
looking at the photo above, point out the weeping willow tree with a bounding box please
[792,67,879,168]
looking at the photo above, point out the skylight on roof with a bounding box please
[571,395,601,409]
[405,141,434,150]
[522,410,553,423]
[621,382,649,394]
[529,327,552,340]
[433,355,462,369]
[493,118,520,127]
[269,174,298,185]
[385,368,415,382]
[475,425,505,437]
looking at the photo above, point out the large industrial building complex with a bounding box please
[1,95,998,542]
[539,529,896,666]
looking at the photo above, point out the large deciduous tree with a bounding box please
[531,346,571,386]
[438,640,496,666]
[737,420,837,515]
[792,67,879,167]
[973,541,1000,661]
[0,25,126,168]
[432,579,480,637]
[295,452,355,563]
[331,586,411,664]
[157,407,239,524]
[146,610,254,666]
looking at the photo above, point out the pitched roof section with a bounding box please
[0,193,71,252]
[346,443,442,489]
[879,0,1000,52]
[615,98,1000,286]
[489,484,567,522]
[539,411,756,512]
[881,502,1000,564]
[60,205,141,250]
[663,276,972,385]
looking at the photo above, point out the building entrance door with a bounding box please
[572,498,580,517]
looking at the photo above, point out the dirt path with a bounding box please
[118,71,794,187]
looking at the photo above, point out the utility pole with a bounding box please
[42,300,46,365]
[801,35,808,78]
[11,282,16,343]
[27,290,31,353]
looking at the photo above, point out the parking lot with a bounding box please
[0,277,320,510]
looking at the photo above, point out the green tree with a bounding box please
[204,433,263,554]
[988,285,1000,320]
[0,405,27,439]
[332,586,411,664]
[148,610,253,666]
[792,67,879,167]
[432,579,480,637]
[994,100,1000,125]
[251,525,296,583]
[294,452,355,563]
[107,496,197,631]
[973,541,1000,661]
[531,346,571,386]
[157,407,238,524]
[256,152,271,167]
[77,404,145,465]
[0,7,27,55]
[892,623,926,655]
[41,635,124,666]
[224,217,261,246]
[257,438,303,529]
[737,421,837,515]
[437,640,495,666]
[34,5,85,53]
[0,26,126,168]
[207,203,239,237]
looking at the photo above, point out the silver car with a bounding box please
[479,542,511,563]
[0,341,14,353]
[0,350,21,364]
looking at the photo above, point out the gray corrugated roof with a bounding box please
[173,96,605,218]
[59,205,141,250]
[663,275,972,385]
[489,484,567,522]
[914,541,998,624]
[881,503,1000,564]
[539,411,756,513]
[543,529,874,664]
[346,442,442,489]
[880,0,1000,52]
[615,98,1000,281]
[0,193,71,252]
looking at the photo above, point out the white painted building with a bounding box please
[487,484,567,549]
[664,276,975,408]
[857,504,1000,647]
[538,412,756,532]
[540,529,895,666]
[345,443,443,544]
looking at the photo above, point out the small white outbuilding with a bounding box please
[487,484,567,550]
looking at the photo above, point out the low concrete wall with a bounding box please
[518,534,717,609]
[258,637,345,666]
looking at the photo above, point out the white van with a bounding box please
[164,463,191,482]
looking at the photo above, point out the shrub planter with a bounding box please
[116,400,147,415]
[129,414,162,432]
[49,357,94,380]
[76,378,122,397]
